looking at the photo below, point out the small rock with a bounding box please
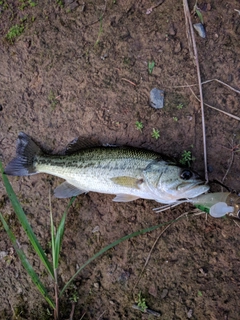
[169,25,176,36]
[148,284,158,297]
[187,309,193,318]
[0,251,7,260]
[207,165,213,173]
[150,88,164,109]
[92,226,100,233]
[0,105,2,111]
[193,23,206,38]
[173,41,182,53]
[161,288,168,299]
[93,282,100,290]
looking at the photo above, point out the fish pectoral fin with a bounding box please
[54,181,87,198]
[111,176,143,189]
[113,194,140,202]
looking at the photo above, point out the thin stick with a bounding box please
[172,78,240,94]
[222,137,235,184]
[233,220,240,228]
[132,304,161,317]
[79,312,86,320]
[133,211,189,290]
[201,78,240,94]
[222,150,234,184]
[146,0,164,14]
[183,0,208,182]
[121,78,137,86]
[69,302,76,320]
[187,85,240,121]
[97,310,106,320]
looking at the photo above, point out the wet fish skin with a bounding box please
[4,132,209,204]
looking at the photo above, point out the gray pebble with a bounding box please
[193,23,206,38]
[150,88,164,109]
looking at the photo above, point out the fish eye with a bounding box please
[180,169,193,180]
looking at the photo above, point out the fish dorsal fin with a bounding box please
[54,181,87,198]
[113,194,140,202]
[111,176,143,189]
[65,137,102,155]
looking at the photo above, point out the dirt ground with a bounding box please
[0,0,240,319]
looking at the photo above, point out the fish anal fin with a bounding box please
[111,176,143,189]
[54,181,87,198]
[113,194,140,202]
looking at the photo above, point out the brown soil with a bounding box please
[1,1,240,319]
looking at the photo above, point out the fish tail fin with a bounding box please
[4,132,42,176]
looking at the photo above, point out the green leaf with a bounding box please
[0,161,54,279]
[0,213,55,309]
[194,6,204,24]
[148,61,155,74]
[51,196,75,270]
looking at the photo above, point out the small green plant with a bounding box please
[0,0,8,11]
[6,24,24,43]
[95,15,103,47]
[148,60,155,74]
[56,0,64,7]
[198,290,203,297]
[176,103,184,110]
[28,0,37,7]
[135,121,144,132]
[194,2,204,24]
[180,150,194,167]
[173,116,178,122]
[48,91,59,108]
[151,128,160,140]
[137,292,148,312]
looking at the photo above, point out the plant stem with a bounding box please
[54,268,59,320]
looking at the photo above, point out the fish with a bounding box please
[4,132,209,205]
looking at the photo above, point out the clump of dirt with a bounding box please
[0,0,240,319]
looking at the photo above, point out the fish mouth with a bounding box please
[177,181,209,198]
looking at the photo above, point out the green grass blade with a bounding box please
[54,198,75,269]
[51,197,75,270]
[60,216,186,296]
[0,161,54,278]
[0,213,55,309]
[50,199,56,270]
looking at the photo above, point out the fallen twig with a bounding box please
[133,211,194,289]
[172,78,240,94]
[183,0,208,183]
[222,150,234,184]
[187,85,240,121]
[221,138,238,184]
[146,0,164,14]
[69,302,76,320]
[132,304,161,317]
[201,78,240,94]
[97,310,106,320]
[121,78,137,86]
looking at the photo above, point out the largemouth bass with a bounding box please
[4,132,209,205]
